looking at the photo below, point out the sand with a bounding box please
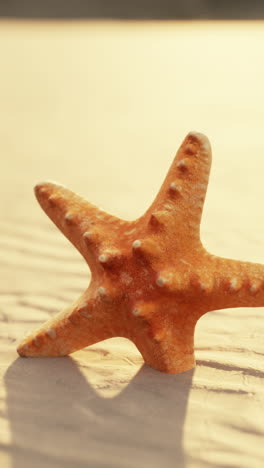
[0,20,264,468]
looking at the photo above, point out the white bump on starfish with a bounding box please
[83,231,93,241]
[169,182,182,193]
[249,282,260,295]
[35,182,45,190]
[187,132,211,156]
[132,240,141,249]
[98,249,122,267]
[198,281,209,292]
[35,185,47,195]
[99,254,108,263]
[132,308,141,316]
[48,194,60,205]
[47,328,56,339]
[65,213,74,223]
[33,337,40,346]
[98,286,107,297]
[229,277,240,291]
[156,276,167,287]
[177,160,187,170]
[164,203,174,211]
[133,237,162,260]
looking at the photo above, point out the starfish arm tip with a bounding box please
[187,131,211,150]
[34,180,67,200]
[16,342,27,357]
[204,256,264,310]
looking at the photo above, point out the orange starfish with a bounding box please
[17,132,264,373]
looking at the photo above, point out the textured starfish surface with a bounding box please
[17,132,264,373]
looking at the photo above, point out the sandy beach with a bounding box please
[0,20,264,467]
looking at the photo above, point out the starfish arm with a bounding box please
[145,132,211,245]
[17,292,115,357]
[34,182,128,264]
[128,301,196,373]
[201,255,264,312]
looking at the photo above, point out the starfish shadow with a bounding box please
[4,355,194,468]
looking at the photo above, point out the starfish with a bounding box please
[17,132,264,373]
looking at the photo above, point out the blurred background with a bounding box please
[1,0,264,19]
[1,1,264,262]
